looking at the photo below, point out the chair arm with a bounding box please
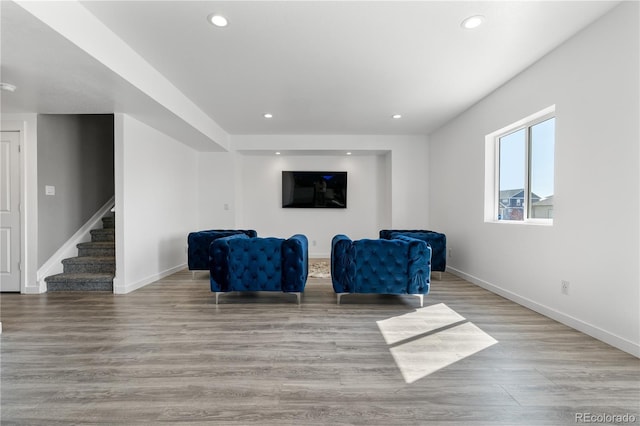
[282,234,309,292]
[394,235,431,295]
[209,234,250,292]
[187,230,219,270]
[331,234,354,293]
[188,229,257,270]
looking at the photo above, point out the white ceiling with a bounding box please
[1,1,621,138]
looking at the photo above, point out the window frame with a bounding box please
[484,105,556,225]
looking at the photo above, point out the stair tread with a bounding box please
[90,228,115,242]
[63,256,115,263]
[77,241,115,247]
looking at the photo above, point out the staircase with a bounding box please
[45,214,115,292]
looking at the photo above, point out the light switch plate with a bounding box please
[45,185,55,196]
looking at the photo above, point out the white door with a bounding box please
[0,131,21,292]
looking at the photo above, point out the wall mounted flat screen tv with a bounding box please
[282,171,347,208]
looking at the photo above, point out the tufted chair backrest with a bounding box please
[353,238,410,293]
[228,237,284,291]
[331,235,431,295]
[210,234,308,293]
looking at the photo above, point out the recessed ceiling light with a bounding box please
[263,113,273,119]
[0,82,17,92]
[208,14,228,27]
[392,114,402,119]
[346,152,352,156]
[461,15,485,30]
[275,152,281,155]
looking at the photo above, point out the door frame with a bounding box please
[1,116,41,294]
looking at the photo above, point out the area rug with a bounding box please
[308,261,331,278]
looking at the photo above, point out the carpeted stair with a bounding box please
[45,214,115,292]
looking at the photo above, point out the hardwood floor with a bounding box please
[1,267,638,425]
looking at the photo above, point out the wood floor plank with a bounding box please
[1,268,638,425]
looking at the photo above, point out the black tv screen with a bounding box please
[282,171,347,208]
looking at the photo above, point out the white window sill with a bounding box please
[486,219,553,226]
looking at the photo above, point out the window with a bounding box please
[485,106,555,224]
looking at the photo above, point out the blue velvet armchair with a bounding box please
[210,234,309,304]
[379,229,446,275]
[331,234,431,306]
[187,229,257,276]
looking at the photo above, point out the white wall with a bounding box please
[240,154,384,257]
[429,2,639,356]
[114,114,198,294]
[197,134,429,257]
[197,151,238,230]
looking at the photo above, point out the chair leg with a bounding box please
[336,293,348,305]
[215,292,223,305]
[192,271,196,280]
[294,292,301,305]
[411,294,424,307]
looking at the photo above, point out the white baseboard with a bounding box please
[310,253,330,259]
[23,282,46,294]
[447,266,640,358]
[113,263,187,294]
[37,196,115,288]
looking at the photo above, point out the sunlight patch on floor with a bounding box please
[377,303,498,383]
[376,303,466,345]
